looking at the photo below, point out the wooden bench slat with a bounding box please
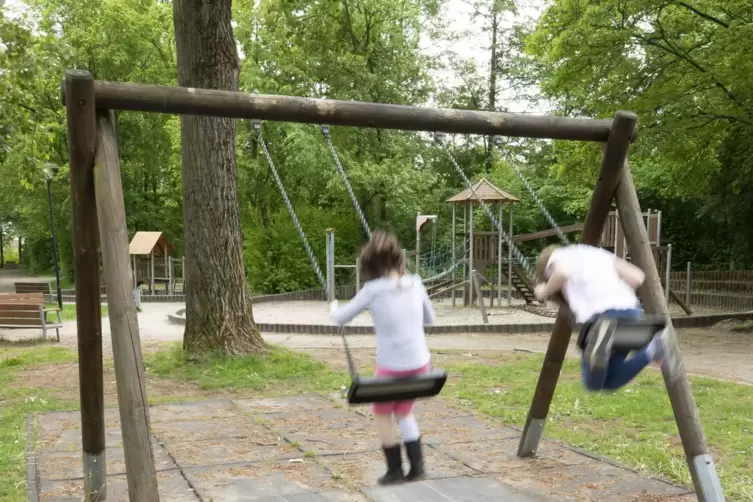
[13,282,52,294]
[0,303,41,311]
[0,311,41,319]
[0,293,45,305]
[0,318,47,327]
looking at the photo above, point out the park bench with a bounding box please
[0,292,62,341]
[14,281,52,295]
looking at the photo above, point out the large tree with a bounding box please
[173,0,264,354]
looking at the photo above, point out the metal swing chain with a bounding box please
[255,120,327,290]
[255,120,358,378]
[493,136,570,246]
[321,125,372,239]
[435,133,534,277]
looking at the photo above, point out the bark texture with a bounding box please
[173,0,263,354]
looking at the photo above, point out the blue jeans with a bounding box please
[580,308,652,391]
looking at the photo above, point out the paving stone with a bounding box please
[37,442,176,481]
[183,459,345,501]
[364,476,543,501]
[352,397,474,421]
[319,447,475,487]
[419,415,519,445]
[264,408,373,437]
[149,399,239,423]
[163,435,299,467]
[233,394,334,414]
[38,471,193,501]
[152,417,279,444]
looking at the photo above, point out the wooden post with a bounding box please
[517,111,637,458]
[646,208,652,243]
[325,229,335,301]
[94,110,160,501]
[507,202,513,306]
[64,70,106,501]
[0,225,4,267]
[463,203,468,306]
[615,164,723,501]
[355,257,361,291]
[471,270,488,324]
[656,210,663,246]
[163,250,168,295]
[686,262,692,306]
[149,251,155,294]
[497,202,503,308]
[168,257,173,295]
[131,255,136,288]
[451,204,456,308]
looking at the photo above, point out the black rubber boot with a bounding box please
[378,444,405,485]
[404,438,426,482]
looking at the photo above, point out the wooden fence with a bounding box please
[669,268,753,311]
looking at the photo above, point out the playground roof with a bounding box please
[446,178,520,204]
[128,231,175,256]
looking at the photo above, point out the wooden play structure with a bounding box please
[128,231,183,295]
[446,180,690,313]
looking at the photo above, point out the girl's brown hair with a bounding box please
[359,230,405,280]
[535,245,561,284]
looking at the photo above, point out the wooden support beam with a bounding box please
[64,69,106,501]
[615,164,723,501]
[511,223,585,243]
[60,80,640,143]
[517,110,637,458]
[94,110,160,501]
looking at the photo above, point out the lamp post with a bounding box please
[44,163,63,310]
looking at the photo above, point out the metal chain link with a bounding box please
[493,136,570,245]
[255,121,328,293]
[321,126,372,239]
[436,134,534,277]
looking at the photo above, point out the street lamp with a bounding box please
[43,163,63,310]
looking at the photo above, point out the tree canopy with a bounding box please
[0,0,750,290]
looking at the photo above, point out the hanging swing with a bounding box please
[256,119,447,405]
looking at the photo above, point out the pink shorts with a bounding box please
[371,363,431,416]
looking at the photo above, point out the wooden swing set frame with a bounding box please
[61,69,723,501]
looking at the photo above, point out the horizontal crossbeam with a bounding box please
[60,75,638,142]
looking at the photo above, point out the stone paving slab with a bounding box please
[364,477,542,502]
[38,471,191,502]
[30,396,696,501]
[182,460,368,501]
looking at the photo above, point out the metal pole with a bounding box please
[665,243,672,303]
[46,178,63,310]
[326,229,335,301]
[416,213,421,277]
[355,257,361,291]
[497,202,503,307]
[463,203,468,305]
[451,204,456,308]
[686,261,691,306]
[507,203,513,306]
[469,202,474,305]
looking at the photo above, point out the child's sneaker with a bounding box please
[584,317,616,371]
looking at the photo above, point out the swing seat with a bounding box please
[346,369,448,405]
[600,315,667,351]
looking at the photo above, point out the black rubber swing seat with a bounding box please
[584,315,667,351]
[346,369,448,405]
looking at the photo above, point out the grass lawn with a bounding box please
[1,341,751,501]
[47,303,108,322]
[442,352,753,501]
[0,345,79,502]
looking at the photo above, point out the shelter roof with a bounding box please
[446,178,520,203]
[128,231,175,256]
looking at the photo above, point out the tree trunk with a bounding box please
[173,0,264,354]
[0,225,4,268]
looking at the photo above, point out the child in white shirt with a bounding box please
[330,230,434,485]
[534,244,678,390]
